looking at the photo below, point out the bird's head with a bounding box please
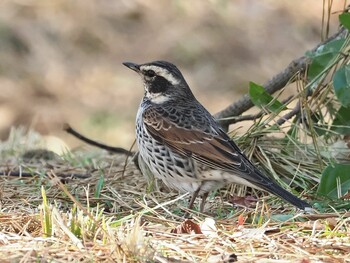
[123,60,194,104]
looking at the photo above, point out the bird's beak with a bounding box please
[123,62,141,72]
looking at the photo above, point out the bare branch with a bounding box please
[64,124,141,172]
[64,124,134,155]
[221,112,264,123]
[276,100,301,126]
[0,170,91,180]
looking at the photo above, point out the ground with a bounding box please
[0,129,349,262]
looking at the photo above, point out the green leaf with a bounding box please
[331,106,350,134]
[307,39,345,81]
[94,175,105,198]
[317,163,350,198]
[41,186,52,237]
[307,39,345,59]
[339,13,350,30]
[333,65,350,107]
[270,214,295,222]
[249,82,286,112]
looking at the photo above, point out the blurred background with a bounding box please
[0,0,344,152]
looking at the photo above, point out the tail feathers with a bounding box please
[258,179,311,210]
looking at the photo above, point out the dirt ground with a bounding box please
[0,0,344,152]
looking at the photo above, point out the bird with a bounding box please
[123,60,311,212]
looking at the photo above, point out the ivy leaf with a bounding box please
[333,65,350,108]
[307,39,345,81]
[317,163,350,198]
[331,106,350,134]
[339,13,350,30]
[249,82,286,112]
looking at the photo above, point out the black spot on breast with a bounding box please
[177,172,184,177]
[154,148,160,153]
[175,159,185,169]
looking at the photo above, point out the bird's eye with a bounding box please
[145,70,156,78]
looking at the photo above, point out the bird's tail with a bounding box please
[224,169,311,210]
[249,167,311,210]
[259,179,311,210]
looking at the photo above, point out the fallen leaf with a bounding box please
[299,220,325,231]
[299,258,311,263]
[200,218,217,237]
[326,218,337,230]
[341,189,350,200]
[230,195,257,208]
[231,226,278,240]
[328,139,350,159]
[344,134,350,148]
[170,219,202,234]
[237,214,246,226]
[208,253,238,263]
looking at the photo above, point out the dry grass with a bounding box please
[0,128,349,263]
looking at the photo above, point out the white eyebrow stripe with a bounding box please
[147,92,170,104]
[141,65,180,85]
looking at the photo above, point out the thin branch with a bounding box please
[221,112,265,124]
[276,100,302,126]
[64,124,141,171]
[0,170,91,180]
[300,212,350,220]
[214,27,347,131]
[64,124,134,155]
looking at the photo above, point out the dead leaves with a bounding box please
[170,219,203,234]
[164,213,348,263]
[230,195,257,208]
[170,218,218,236]
[298,218,338,231]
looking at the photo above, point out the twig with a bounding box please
[0,170,91,180]
[64,124,141,171]
[214,27,347,131]
[276,100,302,126]
[121,139,138,177]
[220,112,265,123]
[300,212,350,220]
[64,124,134,155]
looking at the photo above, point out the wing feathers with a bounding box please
[143,107,254,176]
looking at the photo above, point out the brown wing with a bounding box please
[142,106,252,176]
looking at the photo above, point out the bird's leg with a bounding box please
[199,192,209,213]
[188,188,201,210]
